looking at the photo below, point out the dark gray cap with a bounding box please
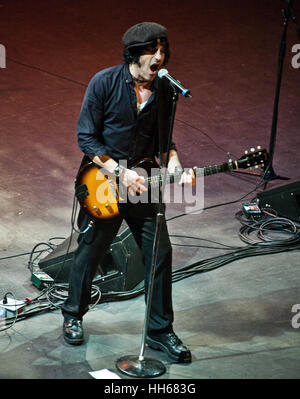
[122,22,168,48]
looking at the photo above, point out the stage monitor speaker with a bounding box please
[257,181,300,222]
[38,224,145,292]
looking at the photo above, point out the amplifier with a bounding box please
[38,223,145,292]
[257,181,300,222]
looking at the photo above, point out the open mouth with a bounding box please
[150,63,160,73]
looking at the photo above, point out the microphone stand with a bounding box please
[262,1,293,186]
[116,84,180,378]
[233,1,300,187]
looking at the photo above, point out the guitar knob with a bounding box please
[257,145,261,150]
[250,148,255,152]
[244,150,248,154]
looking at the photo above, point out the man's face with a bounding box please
[134,39,166,82]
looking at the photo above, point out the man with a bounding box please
[61,22,194,363]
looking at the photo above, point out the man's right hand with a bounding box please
[89,154,148,197]
[120,168,148,197]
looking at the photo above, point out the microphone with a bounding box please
[158,69,192,98]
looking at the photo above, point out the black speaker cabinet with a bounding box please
[257,181,300,222]
[38,224,145,292]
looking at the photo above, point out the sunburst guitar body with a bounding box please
[75,164,122,220]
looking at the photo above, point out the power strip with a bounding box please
[0,297,26,317]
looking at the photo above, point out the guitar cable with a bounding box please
[2,193,101,327]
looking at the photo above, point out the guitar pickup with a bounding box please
[75,184,89,201]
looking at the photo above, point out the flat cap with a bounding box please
[122,22,168,48]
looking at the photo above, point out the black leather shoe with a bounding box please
[146,332,191,363]
[63,318,84,345]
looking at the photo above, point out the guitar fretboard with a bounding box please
[203,162,232,176]
[144,161,233,188]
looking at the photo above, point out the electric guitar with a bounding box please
[75,147,269,220]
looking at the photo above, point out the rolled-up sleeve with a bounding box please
[77,74,107,157]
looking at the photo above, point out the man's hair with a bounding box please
[123,38,170,65]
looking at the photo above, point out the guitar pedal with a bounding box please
[242,202,262,220]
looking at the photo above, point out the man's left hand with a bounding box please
[178,169,196,186]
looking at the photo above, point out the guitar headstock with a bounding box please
[235,146,269,170]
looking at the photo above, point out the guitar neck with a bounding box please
[202,161,233,176]
[146,160,234,188]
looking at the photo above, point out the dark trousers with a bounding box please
[61,203,174,335]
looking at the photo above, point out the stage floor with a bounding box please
[0,0,300,382]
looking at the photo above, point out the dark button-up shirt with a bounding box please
[77,63,176,166]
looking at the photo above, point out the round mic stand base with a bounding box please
[116,355,166,378]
